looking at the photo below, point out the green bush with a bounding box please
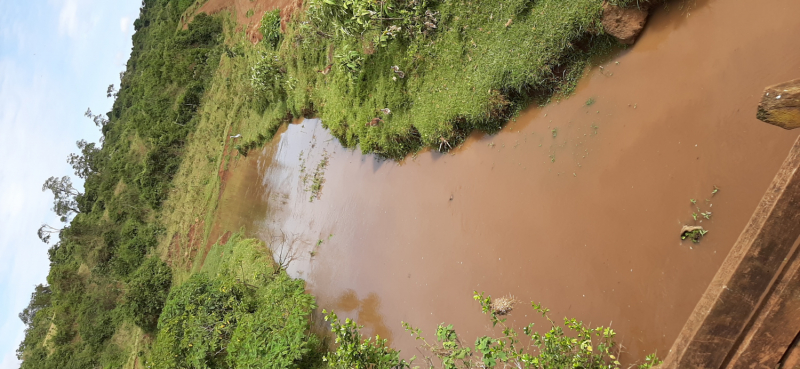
[251,50,286,104]
[127,257,173,332]
[324,310,409,369]
[151,273,247,368]
[150,236,321,369]
[226,275,320,368]
[176,13,223,48]
[393,292,663,369]
[259,9,282,47]
[77,284,122,350]
[323,292,663,369]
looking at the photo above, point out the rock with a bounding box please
[757,79,800,129]
[602,2,649,45]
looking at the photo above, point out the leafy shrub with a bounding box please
[150,236,321,369]
[334,46,364,76]
[251,50,286,103]
[126,257,172,332]
[392,292,663,369]
[175,82,205,126]
[176,13,223,48]
[324,310,409,369]
[259,9,282,47]
[324,291,662,369]
[227,275,319,368]
[151,273,248,368]
[77,300,117,350]
[110,224,157,278]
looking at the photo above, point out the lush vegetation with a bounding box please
[322,292,662,369]
[242,0,620,159]
[148,236,323,368]
[17,0,662,367]
[400,293,663,369]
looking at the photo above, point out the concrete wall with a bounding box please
[659,135,800,368]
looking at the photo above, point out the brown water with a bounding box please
[211,0,800,363]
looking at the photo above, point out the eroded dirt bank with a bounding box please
[211,0,800,363]
[192,0,298,42]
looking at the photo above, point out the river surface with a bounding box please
[208,0,800,362]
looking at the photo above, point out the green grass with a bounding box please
[156,11,296,280]
[243,0,619,159]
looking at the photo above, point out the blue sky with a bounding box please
[0,0,140,367]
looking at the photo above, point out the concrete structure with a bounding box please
[658,137,800,366]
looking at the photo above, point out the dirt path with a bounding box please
[193,0,298,43]
[208,0,800,364]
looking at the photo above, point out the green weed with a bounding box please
[681,228,708,243]
[258,9,282,48]
[304,150,330,202]
[327,291,662,369]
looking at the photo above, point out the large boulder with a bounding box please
[757,79,800,129]
[602,2,649,44]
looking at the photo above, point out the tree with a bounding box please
[84,108,108,128]
[37,224,61,244]
[18,284,52,326]
[42,176,82,222]
[106,84,118,98]
[126,257,172,332]
[66,140,101,179]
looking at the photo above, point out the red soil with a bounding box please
[194,0,300,43]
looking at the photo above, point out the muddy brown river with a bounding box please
[208,0,800,363]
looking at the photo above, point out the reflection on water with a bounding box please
[333,290,393,342]
[207,0,800,363]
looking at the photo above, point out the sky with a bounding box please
[0,0,141,367]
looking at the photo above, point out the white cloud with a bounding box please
[56,0,103,41]
[120,16,130,33]
[58,0,79,38]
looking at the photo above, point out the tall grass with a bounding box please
[247,0,617,159]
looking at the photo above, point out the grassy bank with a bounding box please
[243,0,618,159]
